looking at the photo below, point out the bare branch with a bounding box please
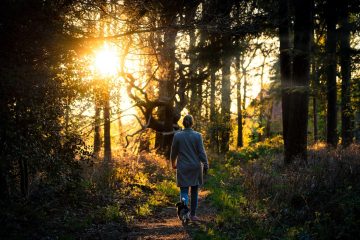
[125,115,152,148]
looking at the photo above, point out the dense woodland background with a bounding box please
[0,0,360,239]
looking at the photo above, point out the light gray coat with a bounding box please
[170,128,209,187]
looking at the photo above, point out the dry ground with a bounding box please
[126,189,216,240]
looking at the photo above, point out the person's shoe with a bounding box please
[190,215,200,221]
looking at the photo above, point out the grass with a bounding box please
[3,140,358,239]
[202,137,360,239]
[111,152,179,218]
[156,180,179,202]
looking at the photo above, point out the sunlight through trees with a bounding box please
[1,0,360,238]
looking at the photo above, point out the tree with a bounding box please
[339,0,353,147]
[218,0,234,153]
[0,0,86,199]
[325,0,338,147]
[103,82,112,162]
[235,55,244,147]
[93,90,102,158]
[187,1,202,126]
[311,54,320,142]
[280,0,314,163]
[279,0,292,163]
[288,0,313,162]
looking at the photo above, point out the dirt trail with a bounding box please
[127,190,216,240]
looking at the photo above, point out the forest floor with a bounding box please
[3,141,359,239]
[126,189,216,240]
[1,153,220,240]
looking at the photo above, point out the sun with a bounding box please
[93,43,120,77]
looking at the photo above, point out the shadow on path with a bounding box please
[126,190,216,240]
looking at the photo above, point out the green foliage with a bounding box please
[101,204,126,222]
[227,135,283,163]
[205,139,360,239]
[0,0,91,200]
[156,180,179,202]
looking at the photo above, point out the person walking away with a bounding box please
[170,115,209,221]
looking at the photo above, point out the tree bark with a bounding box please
[242,62,247,112]
[220,34,232,153]
[339,0,353,146]
[218,0,233,153]
[197,83,203,128]
[279,0,314,162]
[163,30,177,156]
[312,58,319,142]
[284,0,313,163]
[235,56,243,147]
[187,5,199,121]
[103,86,111,163]
[258,55,266,141]
[209,67,217,150]
[279,0,292,163]
[155,12,177,155]
[94,8,105,158]
[325,0,338,147]
[93,96,101,158]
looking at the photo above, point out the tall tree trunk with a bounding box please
[190,1,206,131]
[311,24,319,143]
[163,31,177,156]
[155,14,177,155]
[242,65,247,111]
[218,0,233,153]
[258,56,266,141]
[188,5,198,121]
[94,8,105,158]
[103,86,111,163]
[312,58,319,142]
[235,56,243,147]
[279,0,292,163]
[279,0,314,162]
[356,78,360,143]
[204,81,209,120]
[339,0,353,147]
[197,83,203,129]
[209,67,217,150]
[93,96,101,158]
[286,0,313,163]
[159,15,177,156]
[325,0,338,147]
[220,34,232,153]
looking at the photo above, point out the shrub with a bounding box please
[206,139,360,239]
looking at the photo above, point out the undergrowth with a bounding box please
[108,152,179,218]
[203,137,360,239]
[0,151,178,239]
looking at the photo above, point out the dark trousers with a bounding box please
[180,185,198,216]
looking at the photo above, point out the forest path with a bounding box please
[126,189,216,240]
